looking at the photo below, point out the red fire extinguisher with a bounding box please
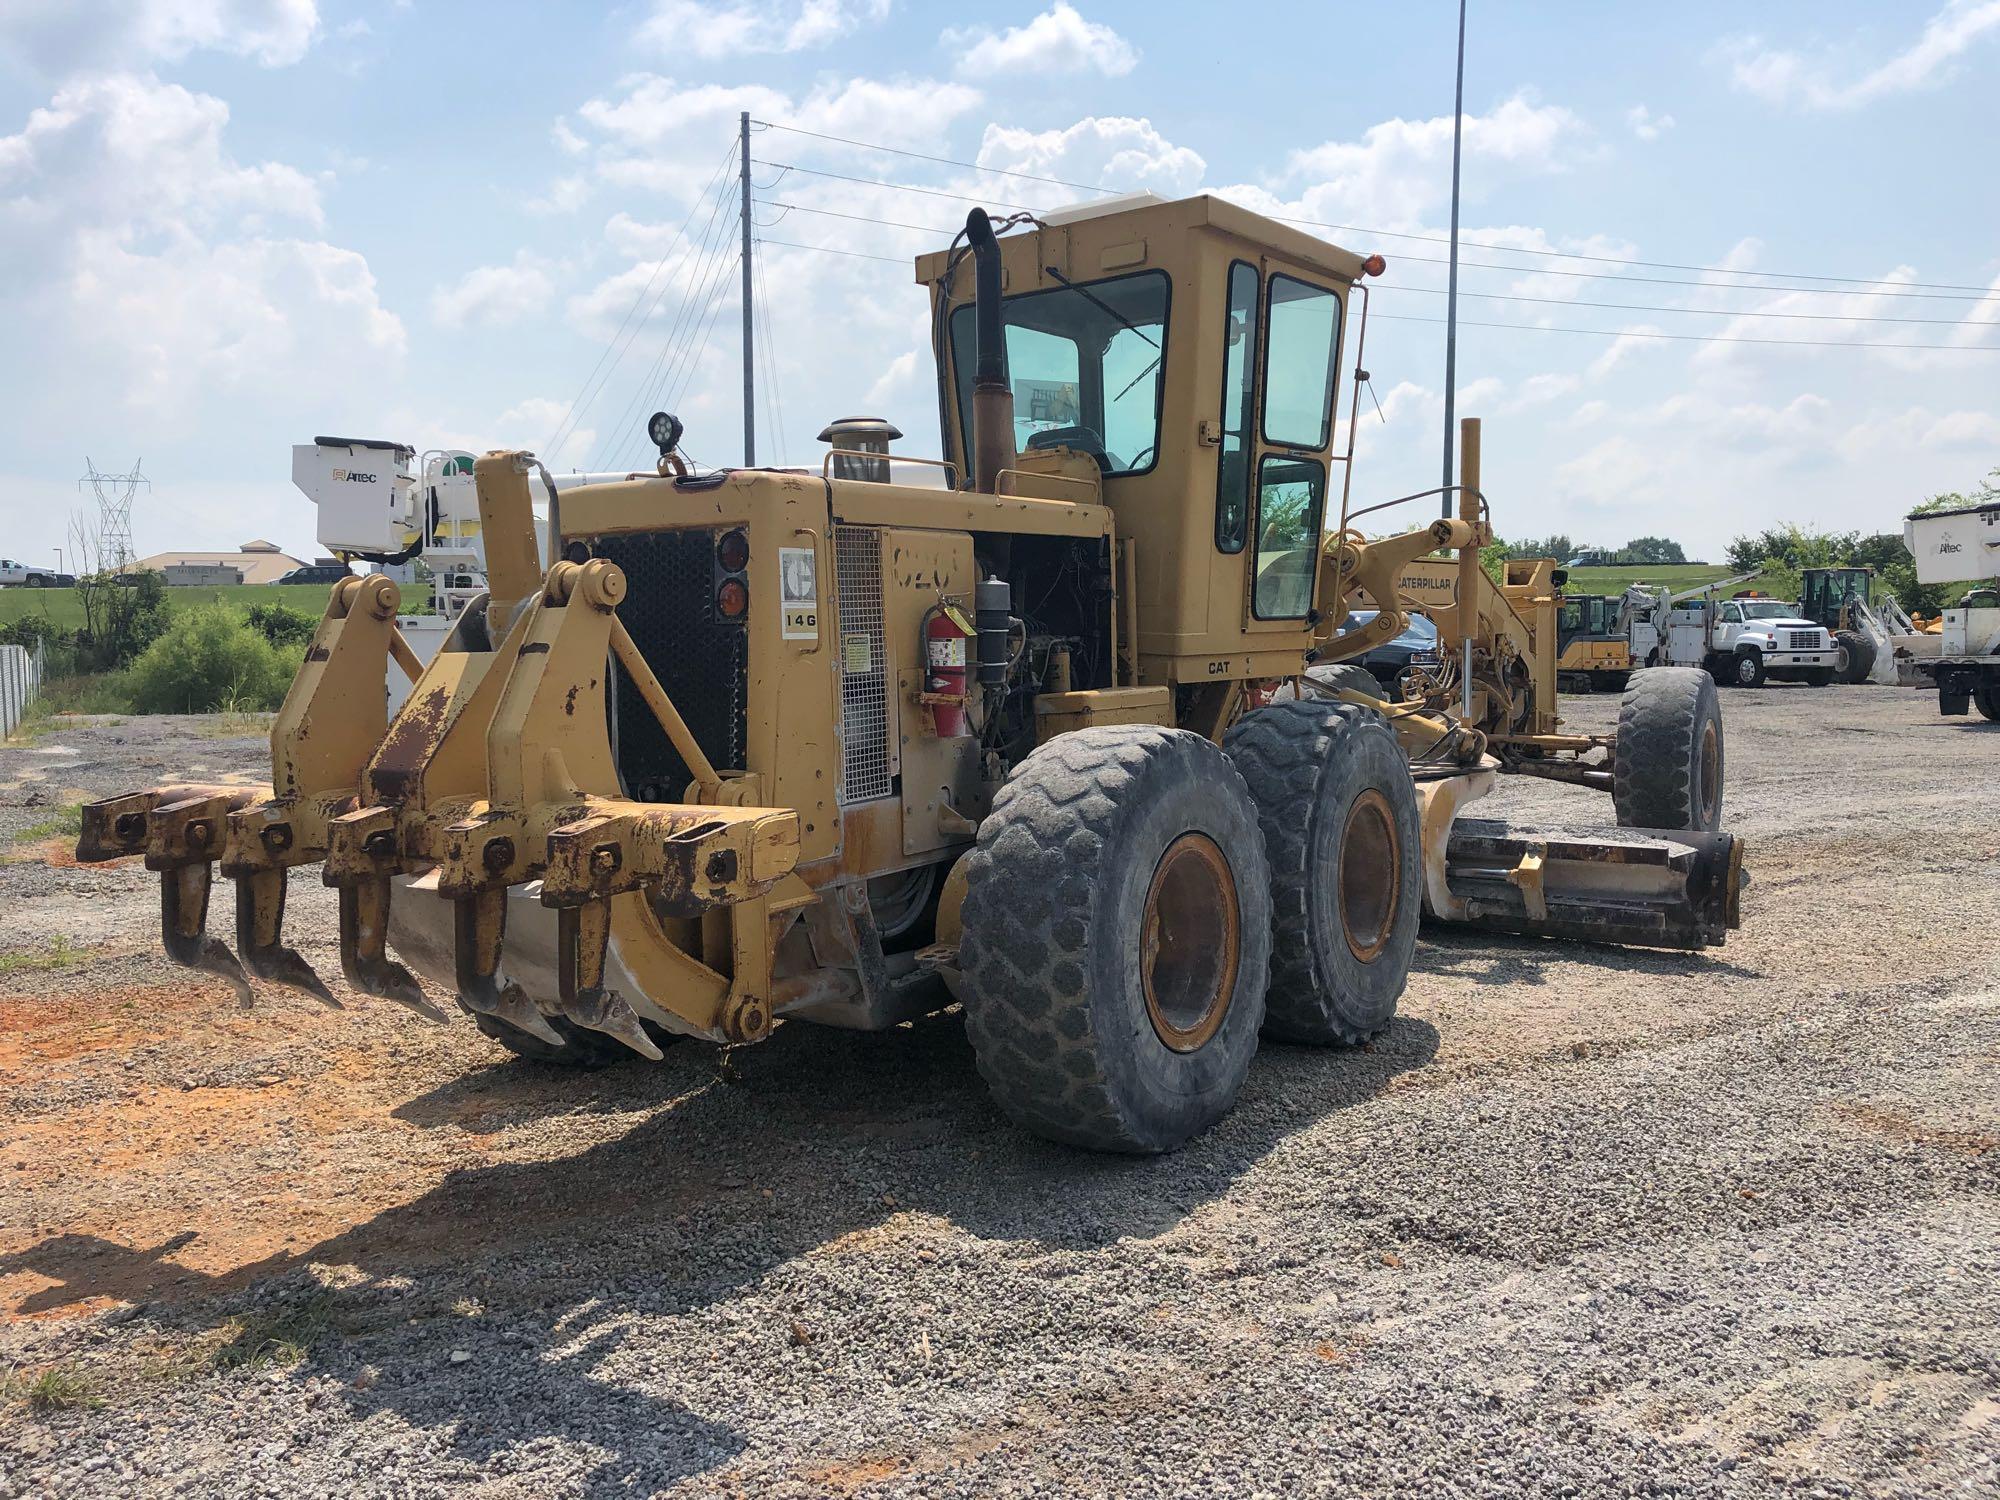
[921,600,976,738]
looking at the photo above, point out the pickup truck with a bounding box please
[0,558,75,588]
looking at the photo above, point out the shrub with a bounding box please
[126,606,296,714]
[243,601,318,649]
[74,567,170,670]
[0,615,81,677]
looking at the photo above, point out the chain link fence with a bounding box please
[1,638,46,738]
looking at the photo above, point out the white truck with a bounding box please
[1629,575,1839,688]
[0,558,73,588]
[1904,500,2000,720]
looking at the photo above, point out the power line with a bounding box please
[544,138,737,458]
[754,119,1116,197]
[752,159,1034,212]
[760,237,906,263]
[755,197,2000,307]
[748,122,2000,297]
[760,234,1999,352]
[1369,310,1999,353]
[1380,282,1981,326]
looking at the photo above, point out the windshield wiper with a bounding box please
[1042,265,1160,349]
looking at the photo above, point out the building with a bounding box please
[133,539,306,586]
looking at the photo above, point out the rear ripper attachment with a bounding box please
[75,573,428,1008]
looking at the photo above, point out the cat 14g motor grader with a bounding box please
[78,193,1741,1153]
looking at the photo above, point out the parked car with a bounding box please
[270,563,356,586]
[0,558,72,587]
[1339,608,1440,689]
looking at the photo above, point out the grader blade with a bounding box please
[1432,819,1741,950]
[1411,771,1741,951]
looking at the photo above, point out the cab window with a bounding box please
[1252,455,1324,618]
[1260,274,1342,450]
[1720,602,1742,623]
[1214,261,1259,553]
[949,270,1170,476]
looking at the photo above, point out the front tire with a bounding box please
[1614,668,1724,832]
[1729,649,1766,688]
[959,726,1271,1153]
[1224,701,1421,1045]
[1834,629,1876,684]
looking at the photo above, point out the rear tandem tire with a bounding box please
[959,726,1271,1154]
[1223,701,1421,1046]
[1804,667,1836,687]
[1614,667,1724,832]
[1975,677,2000,722]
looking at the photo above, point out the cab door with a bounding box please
[1242,264,1348,635]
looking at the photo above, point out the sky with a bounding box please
[2,0,1998,570]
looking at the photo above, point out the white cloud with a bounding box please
[1,0,320,73]
[0,74,322,250]
[0,73,398,412]
[430,256,554,329]
[1217,93,1588,230]
[945,4,1138,78]
[978,116,1204,195]
[499,396,594,469]
[1720,1,2000,110]
[1838,406,2000,459]
[1626,104,1674,140]
[636,0,890,60]
[71,231,404,408]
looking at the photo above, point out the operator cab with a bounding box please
[918,193,1380,688]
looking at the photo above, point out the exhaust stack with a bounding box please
[965,208,1016,494]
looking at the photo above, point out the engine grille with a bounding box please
[835,524,892,802]
[1787,630,1822,651]
[593,529,747,801]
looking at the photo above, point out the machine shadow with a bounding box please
[5,1007,1435,1492]
[1414,924,1764,984]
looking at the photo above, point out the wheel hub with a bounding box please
[1140,833,1239,1052]
[1337,788,1400,963]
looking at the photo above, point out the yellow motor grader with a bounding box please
[79,193,1739,1153]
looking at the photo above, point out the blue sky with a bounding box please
[2,0,1997,569]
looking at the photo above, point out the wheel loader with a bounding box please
[77,192,1742,1153]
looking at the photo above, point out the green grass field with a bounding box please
[0,583,339,630]
[1561,564,1737,595]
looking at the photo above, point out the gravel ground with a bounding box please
[1,687,1995,1498]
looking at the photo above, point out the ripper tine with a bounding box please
[463,977,565,1048]
[554,984,664,1061]
[156,861,251,1006]
[233,869,340,1009]
[554,901,663,1059]
[336,873,447,1022]
[452,888,565,1046]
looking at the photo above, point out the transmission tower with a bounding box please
[77,457,149,568]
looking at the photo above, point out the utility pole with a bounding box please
[1441,0,1467,518]
[740,110,756,467]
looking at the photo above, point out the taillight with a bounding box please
[717,528,750,573]
[712,526,749,625]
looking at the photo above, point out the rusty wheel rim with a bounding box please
[1140,833,1239,1053]
[1338,789,1399,963]
[1698,720,1720,827]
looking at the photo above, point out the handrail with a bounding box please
[820,450,961,486]
[995,466,1098,500]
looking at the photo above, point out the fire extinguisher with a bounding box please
[921,599,976,738]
